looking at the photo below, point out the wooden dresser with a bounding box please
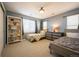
[45,32,65,41]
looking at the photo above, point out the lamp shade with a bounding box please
[52,24,60,32]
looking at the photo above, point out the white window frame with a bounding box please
[43,21,47,30]
[67,14,79,29]
[23,19,35,33]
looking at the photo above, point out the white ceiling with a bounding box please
[4,2,79,19]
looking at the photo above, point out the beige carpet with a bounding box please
[2,39,55,57]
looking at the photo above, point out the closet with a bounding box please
[7,16,22,44]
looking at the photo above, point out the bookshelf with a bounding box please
[7,16,22,44]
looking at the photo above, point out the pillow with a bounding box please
[66,33,79,38]
[40,30,45,36]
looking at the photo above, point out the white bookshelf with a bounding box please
[7,16,22,44]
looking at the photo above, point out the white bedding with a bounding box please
[26,33,45,42]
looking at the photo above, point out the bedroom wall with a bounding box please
[6,11,40,21]
[45,8,79,32]
[0,3,4,56]
[6,11,41,33]
[37,20,41,32]
[46,15,67,32]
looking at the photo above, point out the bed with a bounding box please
[49,29,79,57]
[25,31,46,42]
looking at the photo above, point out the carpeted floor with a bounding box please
[2,39,57,57]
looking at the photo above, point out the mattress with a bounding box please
[51,37,79,52]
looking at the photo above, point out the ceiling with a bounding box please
[4,2,79,19]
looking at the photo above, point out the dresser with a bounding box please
[45,32,65,41]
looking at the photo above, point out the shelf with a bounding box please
[8,40,21,44]
[7,16,22,44]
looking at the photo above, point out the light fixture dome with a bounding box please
[40,7,44,13]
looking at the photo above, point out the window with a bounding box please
[67,15,79,29]
[23,19,35,33]
[43,21,47,30]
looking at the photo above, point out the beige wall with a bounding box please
[0,6,4,56]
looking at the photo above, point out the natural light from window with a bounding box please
[23,19,35,33]
[67,15,79,29]
[43,21,47,30]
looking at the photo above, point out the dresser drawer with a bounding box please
[45,32,65,41]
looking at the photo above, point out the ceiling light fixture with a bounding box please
[40,7,44,13]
